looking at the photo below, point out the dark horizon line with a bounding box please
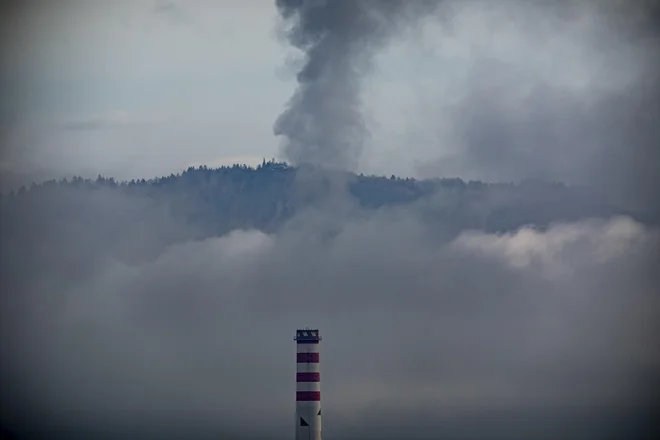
[2,159,585,196]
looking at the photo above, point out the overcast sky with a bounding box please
[1,0,658,196]
[0,0,292,184]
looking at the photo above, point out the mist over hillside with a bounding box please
[1,161,652,271]
[2,160,651,238]
[2,161,659,439]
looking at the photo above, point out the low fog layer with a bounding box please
[1,181,659,439]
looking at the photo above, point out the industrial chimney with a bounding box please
[294,328,322,440]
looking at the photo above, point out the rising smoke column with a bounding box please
[274,0,439,172]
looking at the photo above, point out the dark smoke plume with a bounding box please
[274,0,439,171]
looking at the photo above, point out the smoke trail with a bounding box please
[274,0,439,171]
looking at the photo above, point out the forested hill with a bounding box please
[0,160,653,240]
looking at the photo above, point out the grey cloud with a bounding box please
[273,0,660,218]
[420,69,660,211]
[411,0,660,214]
[1,187,658,438]
[153,0,191,27]
[274,0,440,171]
[60,112,169,132]
[61,120,118,132]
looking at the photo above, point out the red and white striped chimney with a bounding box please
[294,328,322,440]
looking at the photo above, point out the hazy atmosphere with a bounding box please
[1,0,659,439]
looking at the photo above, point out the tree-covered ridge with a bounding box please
[1,160,652,240]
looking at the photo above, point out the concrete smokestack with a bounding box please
[294,328,322,440]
